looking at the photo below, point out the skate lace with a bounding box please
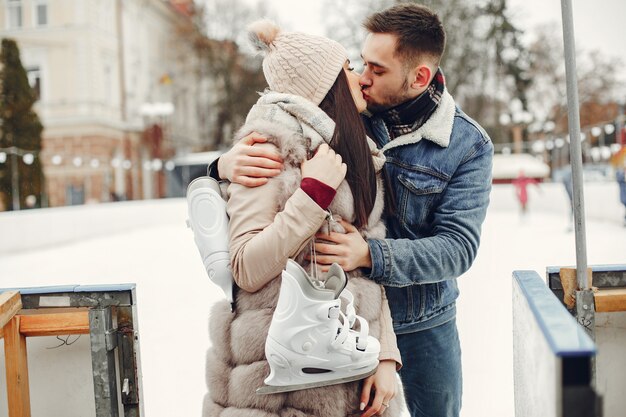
[309,234,321,286]
[340,289,357,328]
[308,209,335,287]
[330,309,369,352]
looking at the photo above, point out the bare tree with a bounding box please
[526,23,624,133]
[177,0,276,149]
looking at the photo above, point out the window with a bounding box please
[66,184,85,206]
[26,67,42,101]
[7,0,22,29]
[34,0,48,26]
[103,63,112,104]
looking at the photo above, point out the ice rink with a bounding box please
[1,182,625,417]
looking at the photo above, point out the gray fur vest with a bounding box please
[203,92,404,417]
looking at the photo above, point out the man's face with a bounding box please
[360,33,415,114]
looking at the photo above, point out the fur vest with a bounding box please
[203,92,405,417]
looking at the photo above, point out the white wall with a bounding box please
[512,278,560,417]
[595,312,626,417]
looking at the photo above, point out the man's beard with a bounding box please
[365,78,412,114]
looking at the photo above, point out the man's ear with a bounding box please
[410,65,432,90]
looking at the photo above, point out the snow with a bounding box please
[0,183,624,417]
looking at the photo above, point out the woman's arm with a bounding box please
[227,142,346,293]
[228,178,328,293]
[358,288,401,416]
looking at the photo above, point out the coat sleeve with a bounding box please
[227,168,329,293]
[377,287,402,369]
[367,139,493,286]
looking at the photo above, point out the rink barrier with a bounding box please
[547,264,626,311]
[0,284,143,417]
[512,270,600,417]
[547,264,626,416]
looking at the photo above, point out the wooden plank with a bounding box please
[18,309,90,337]
[0,291,22,329]
[594,288,626,312]
[559,268,593,309]
[4,316,32,417]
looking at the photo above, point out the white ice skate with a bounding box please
[257,259,380,394]
[186,176,234,309]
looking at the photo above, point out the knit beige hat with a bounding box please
[248,20,348,105]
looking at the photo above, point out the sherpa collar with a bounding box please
[378,88,456,153]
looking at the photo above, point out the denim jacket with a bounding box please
[365,89,493,334]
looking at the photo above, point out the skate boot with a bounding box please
[186,176,234,309]
[257,259,380,394]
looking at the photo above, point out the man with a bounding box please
[208,4,493,417]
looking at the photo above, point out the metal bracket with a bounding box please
[105,329,118,351]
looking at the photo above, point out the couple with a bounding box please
[203,3,493,417]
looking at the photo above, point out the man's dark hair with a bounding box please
[364,3,446,66]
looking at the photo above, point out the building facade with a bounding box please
[0,0,210,206]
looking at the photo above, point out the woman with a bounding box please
[203,20,404,417]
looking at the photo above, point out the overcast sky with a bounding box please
[242,0,626,63]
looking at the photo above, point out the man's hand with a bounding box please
[312,220,372,272]
[218,132,283,187]
[360,360,398,417]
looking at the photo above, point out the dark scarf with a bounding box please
[380,68,445,139]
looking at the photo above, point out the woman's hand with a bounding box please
[300,144,347,190]
[360,360,398,417]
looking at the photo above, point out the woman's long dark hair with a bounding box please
[318,69,376,228]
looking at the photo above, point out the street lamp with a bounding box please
[531,140,545,154]
[151,158,163,171]
[0,146,38,210]
[591,126,602,137]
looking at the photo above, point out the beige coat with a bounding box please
[203,92,404,417]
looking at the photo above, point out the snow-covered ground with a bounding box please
[0,182,624,417]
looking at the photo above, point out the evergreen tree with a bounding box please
[0,38,44,210]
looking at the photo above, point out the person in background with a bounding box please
[512,170,540,216]
[558,165,574,231]
[616,163,626,226]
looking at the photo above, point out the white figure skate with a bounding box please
[257,259,380,394]
[186,176,234,309]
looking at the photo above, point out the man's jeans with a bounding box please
[397,318,462,417]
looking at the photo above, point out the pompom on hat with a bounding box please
[248,20,348,105]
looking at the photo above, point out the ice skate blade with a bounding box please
[255,367,377,395]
